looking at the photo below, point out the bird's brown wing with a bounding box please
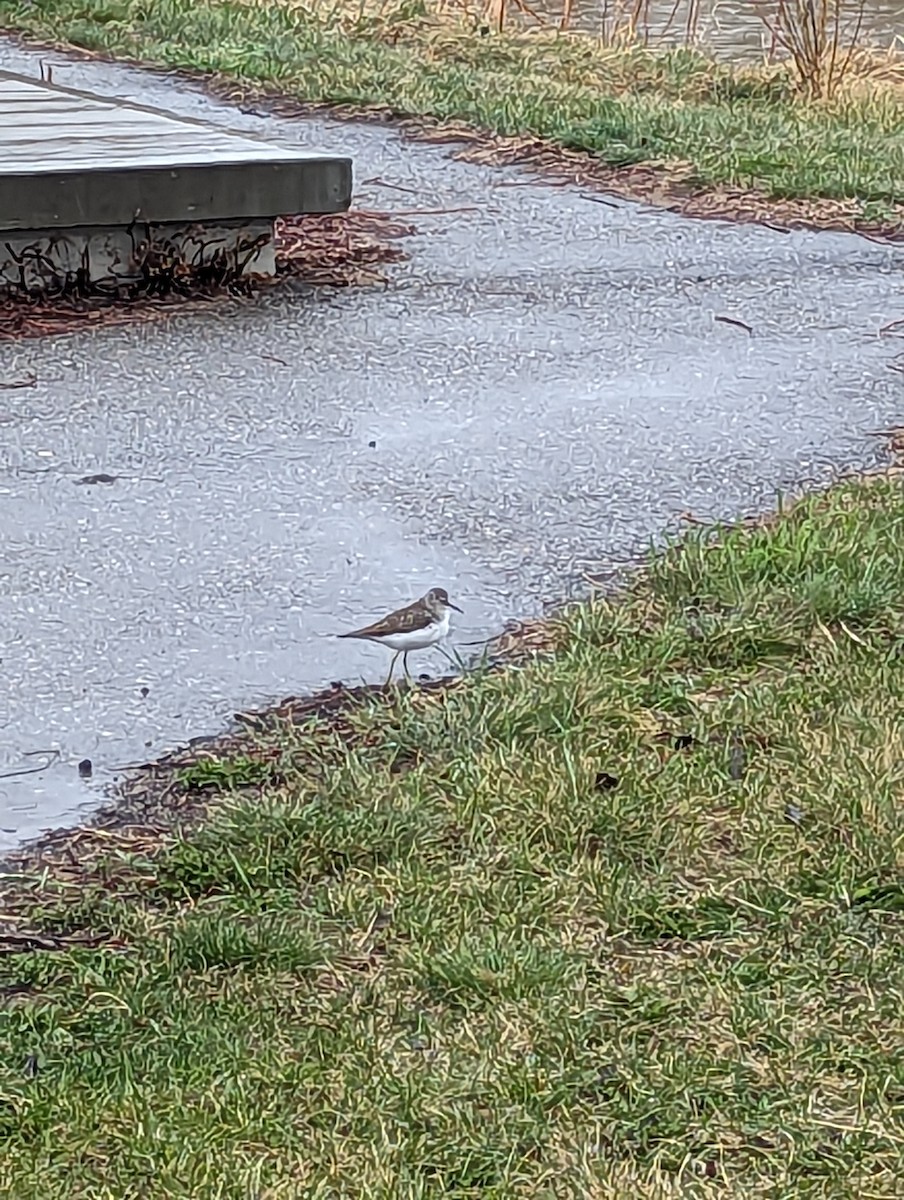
[338,598,433,640]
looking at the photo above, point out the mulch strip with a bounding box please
[245,92,904,244]
[438,128,904,243]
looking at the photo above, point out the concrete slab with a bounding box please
[0,71,352,229]
[0,69,351,293]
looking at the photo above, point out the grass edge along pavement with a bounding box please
[1,473,904,1197]
[0,0,903,240]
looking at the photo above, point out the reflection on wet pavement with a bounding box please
[1,41,902,849]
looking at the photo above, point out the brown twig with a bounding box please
[0,750,60,781]
[715,315,754,335]
[580,193,622,209]
[360,176,420,195]
[0,930,115,954]
[0,372,37,389]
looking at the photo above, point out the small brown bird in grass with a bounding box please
[338,587,462,685]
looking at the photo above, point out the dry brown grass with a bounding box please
[235,0,904,100]
[834,43,904,93]
[213,0,704,45]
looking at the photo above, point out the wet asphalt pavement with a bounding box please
[1,42,902,849]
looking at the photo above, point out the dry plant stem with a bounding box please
[486,0,546,34]
[750,0,868,97]
[558,0,699,44]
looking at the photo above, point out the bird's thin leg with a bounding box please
[402,651,412,682]
[385,650,400,688]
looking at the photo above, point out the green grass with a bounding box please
[1,0,903,209]
[2,476,904,1197]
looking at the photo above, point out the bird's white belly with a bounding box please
[376,612,449,653]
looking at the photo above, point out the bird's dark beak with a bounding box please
[449,602,463,613]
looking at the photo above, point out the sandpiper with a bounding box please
[338,586,463,685]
